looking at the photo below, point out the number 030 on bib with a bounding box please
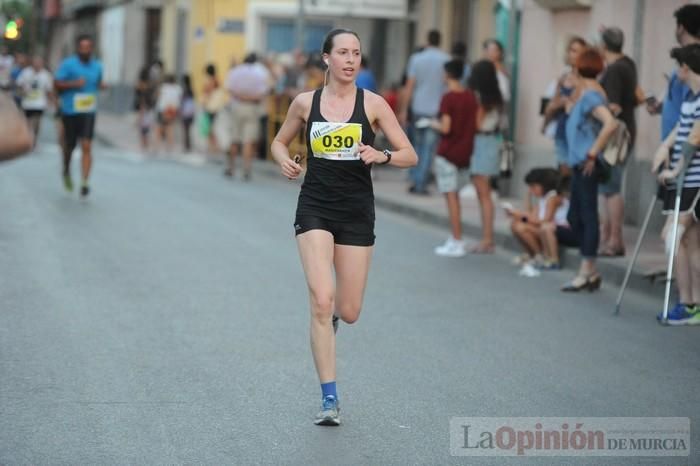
[310,122,362,161]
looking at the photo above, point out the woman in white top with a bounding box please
[467,60,506,253]
[507,168,569,271]
[16,56,54,143]
[155,74,182,152]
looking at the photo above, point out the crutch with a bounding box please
[615,194,658,315]
[661,162,690,324]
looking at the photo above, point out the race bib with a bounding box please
[310,122,362,161]
[73,93,97,113]
[26,89,42,101]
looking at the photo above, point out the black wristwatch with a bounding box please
[380,149,392,165]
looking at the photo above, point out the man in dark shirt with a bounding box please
[598,26,638,256]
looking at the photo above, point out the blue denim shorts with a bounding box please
[470,134,501,177]
[598,165,624,196]
[555,139,568,166]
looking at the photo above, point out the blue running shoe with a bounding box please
[314,395,340,426]
[657,303,692,325]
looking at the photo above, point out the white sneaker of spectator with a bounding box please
[435,237,466,257]
[459,184,477,199]
[459,184,499,202]
[518,262,541,278]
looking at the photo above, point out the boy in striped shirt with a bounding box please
[653,44,700,325]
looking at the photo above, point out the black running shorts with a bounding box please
[294,216,375,246]
[62,113,96,150]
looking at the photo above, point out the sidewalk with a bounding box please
[96,112,668,297]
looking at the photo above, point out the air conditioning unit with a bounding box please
[533,0,592,10]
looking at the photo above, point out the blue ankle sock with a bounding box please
[321,381,337,399]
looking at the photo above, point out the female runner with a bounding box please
[271,29,417,426]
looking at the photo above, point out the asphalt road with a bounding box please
[1,129,698,465]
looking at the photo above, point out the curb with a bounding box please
[96,128,664,300]
[250,159,663,298]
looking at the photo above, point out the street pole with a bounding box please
[506,0,517,141]
[30,0,42,55]
[296,0,305,52]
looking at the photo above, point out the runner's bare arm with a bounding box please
[0,93,33,161]
[362,93,417,168]
[271,92,311,179]
[54,78,85,92]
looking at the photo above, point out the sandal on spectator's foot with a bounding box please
[598,246,625,257]
[561,274,602,292]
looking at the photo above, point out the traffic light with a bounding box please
[5,19,20,40]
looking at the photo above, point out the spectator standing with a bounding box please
[482,39,510,104]
[598,27,639,257]
[648,5,700,141]
[180,75,195,152]
[225,52,271,180]
[400,30,450,195]
[16,56,53,144]
[134,66,155,151]
[10,53,27,107]
[432,59,478,257]
[561,48,619,292]
[467,60,505,254]
[451,41,471,86]
[155,74,182,153]
[202,63,225,153]
[0,46,14,91]
[543,36,587,175]
[651,44,700,326]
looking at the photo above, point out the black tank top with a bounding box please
[296,87,376,222]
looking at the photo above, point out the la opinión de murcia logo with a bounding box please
[449,417,690,457]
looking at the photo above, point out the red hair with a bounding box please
[575,48,605,79]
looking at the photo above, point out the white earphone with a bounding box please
[324,58,329,66]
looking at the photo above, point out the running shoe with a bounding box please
[511,253,530,266]
[657,303,691,325]
[518,262,541,278]
[537,260,561,271]
[314,395,340,426]
[332,315,339,334]
[80,185,90,198]
[63,174,74,192]
[688,306,700,325]
[434,237,466,257]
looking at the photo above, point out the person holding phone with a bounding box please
[507,168,569,276]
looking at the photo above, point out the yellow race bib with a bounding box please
[310,122,362,161]
[26,89,42,101]
[74,93,97,113]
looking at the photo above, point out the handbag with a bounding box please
[497,110,514,179]
[499,140,515,179]
[198,111,211,137]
